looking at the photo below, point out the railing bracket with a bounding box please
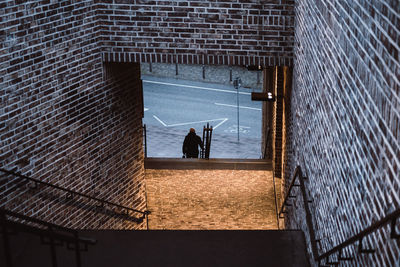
[66,192,74,200]
[28,181,38,190]
[390,217,400,239]
[96,203,105,211]
[325,256,339,265]
[338,249,353,261]
[358,238,375,254]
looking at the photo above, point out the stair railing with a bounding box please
[201,123,213,159]
[1,207,96,267]
[279,165,400,266]
[0,168,150,226]
[143,124,147,158]
[262,127,271,159]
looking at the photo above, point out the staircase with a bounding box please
[81,230,309,267]
[1,227,310,267]
[1,160,310,266]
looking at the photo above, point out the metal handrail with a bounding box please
[1,207,96,267]
[0,168,150,220]
[263,127,271,159]
[279,165,400,266]
[143,124,147,158]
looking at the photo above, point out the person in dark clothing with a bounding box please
[182,128,204,158]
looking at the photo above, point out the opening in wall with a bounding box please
[140,63,264,159]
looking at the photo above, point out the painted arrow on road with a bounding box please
[153,115,228,129]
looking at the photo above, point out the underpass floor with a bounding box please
[145,168,278,230]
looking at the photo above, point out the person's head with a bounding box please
[190,128,196,133]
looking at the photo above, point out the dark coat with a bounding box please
[182,132,203,158]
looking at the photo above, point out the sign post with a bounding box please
[233,77,241,142]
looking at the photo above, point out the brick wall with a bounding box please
[97,0,295,66]
[1,1,146,229]
[285,1,400,266]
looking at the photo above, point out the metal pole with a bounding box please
[48,227,58,267]
[237,86,239,142]
[74,232,82,267]
[1,210,13,267]
[143,124,147,158]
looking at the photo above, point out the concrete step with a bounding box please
[144,158,272,170]
[81,230,310,267]
[2,230,310,267]
[0,230,80,267]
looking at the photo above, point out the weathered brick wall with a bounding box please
[98,0,295,66]
[285,1,400,266]
[1,1,146,229]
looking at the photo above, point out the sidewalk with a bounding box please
[144,124,262,159]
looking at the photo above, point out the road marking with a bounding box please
[153,115,228,129]
[232,125,251,128]
[214,118,229,129]
[143,80,251,95]
[144,108,149,111]
[153,115,167,126]
[214,102,262,111]
[224,125,251,134]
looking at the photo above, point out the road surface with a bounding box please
[142,75,262,139]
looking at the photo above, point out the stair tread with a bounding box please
[80,230,310,267]
[145,158,273,170]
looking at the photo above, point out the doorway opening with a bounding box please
[141,63,264,159]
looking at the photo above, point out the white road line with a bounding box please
[231,125,251,128]
[214,118,228,129]
[143,80,251,95]
[214,102,262,111]
[153,115,228,128]
[144,108,149,111]
[153,115,167,126]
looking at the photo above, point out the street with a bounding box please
[143,75,262,137]
[142,75,263,158]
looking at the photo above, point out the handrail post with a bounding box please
[390,217,400,239]
[1,210,13,267]
[298,168,319,261]
[48,227,58,267]
[143,124,147,158]
[74,232,82,267]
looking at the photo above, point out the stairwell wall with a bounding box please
[286,0,400,266]
[97,0,295,66]
[1,1,146,229]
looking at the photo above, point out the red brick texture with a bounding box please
[285,1,400,266]
[1,1,146,229]
[97,0,295,66]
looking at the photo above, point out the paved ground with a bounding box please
[145,124,263,158]
[145,169,279,230]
